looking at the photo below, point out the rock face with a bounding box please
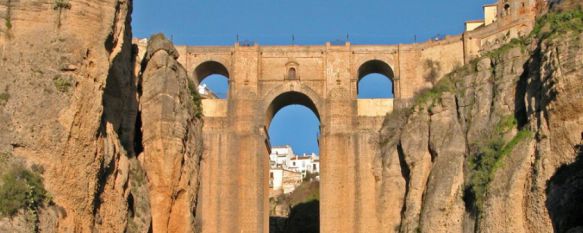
[375,7,583,233]
[139,34,203,233]
[0,0,136,232]
[0,1,203,232]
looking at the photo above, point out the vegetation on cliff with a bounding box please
[466,122,533,214]
[53,0,71,10]
[0,92,9,106]
[0,153,49,218]
[412,73,456,108]
[188,79,203,119]
[378,7,583,231]
[0,152,50,232]
[532,7,583,40]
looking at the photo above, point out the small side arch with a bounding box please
[194,61,230,83]
[357,60,396,98]
[194,61,230,99]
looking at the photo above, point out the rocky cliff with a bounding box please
[375,5,583,233]
[0,0,136,231]
[0,1,203,232]
[138,34,203,233]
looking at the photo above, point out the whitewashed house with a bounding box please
[268,145,320,196]
[288,153,320,178]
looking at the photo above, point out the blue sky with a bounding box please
[133,0,492,154]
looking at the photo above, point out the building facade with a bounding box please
[288,153,320,177]
[268,146,319,197]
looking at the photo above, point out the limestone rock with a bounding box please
[139,34,203,233]
[398,110,432,233]
[376,6,583,233]
[0,0,136,231]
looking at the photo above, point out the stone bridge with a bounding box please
[173,40,466,233]
[128,2,539,231]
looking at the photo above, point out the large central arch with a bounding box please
[265,91,321,128]
[262,82,324,128]
[263,90,322,231]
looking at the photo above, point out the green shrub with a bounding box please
[5,18,11,30]
[412,74,456,107]
[483,37,529,60]
[54,0,71,10]
[531,8,583,40]
[495,115,518,134]
[465,115,533,215]
[0,152,9,164]
[379,105,412,147]
[0,92,9,106]
[187,79,203,118]
[0,165,48,217]
[53,76,72,93]
[498,130,533,162]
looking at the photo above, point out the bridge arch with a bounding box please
[262,83,323,128]
[262,83,323,231]
[194,60,230,83]
[194,61,230,98]
[357,59,396,98]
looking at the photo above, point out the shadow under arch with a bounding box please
[357,59,396,96]
[194,60,230,83]
[263,83,323,128]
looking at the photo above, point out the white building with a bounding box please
[270,145,295,168]
[269,168,302,196]
[197,83,218,99]
[288,153,320,177]
[268,145,320,196]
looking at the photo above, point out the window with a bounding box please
[313,164,317,171]
[504,3,511,16]
[288,67,297,80]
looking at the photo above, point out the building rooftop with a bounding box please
[465,19,486,24]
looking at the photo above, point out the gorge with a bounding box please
[0,0,582,233]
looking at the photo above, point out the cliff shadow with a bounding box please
[546,139,583,233]
[284,200,319,233]
[269,216,288,233]
[514,47,541,129]
[270,200,319,233]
